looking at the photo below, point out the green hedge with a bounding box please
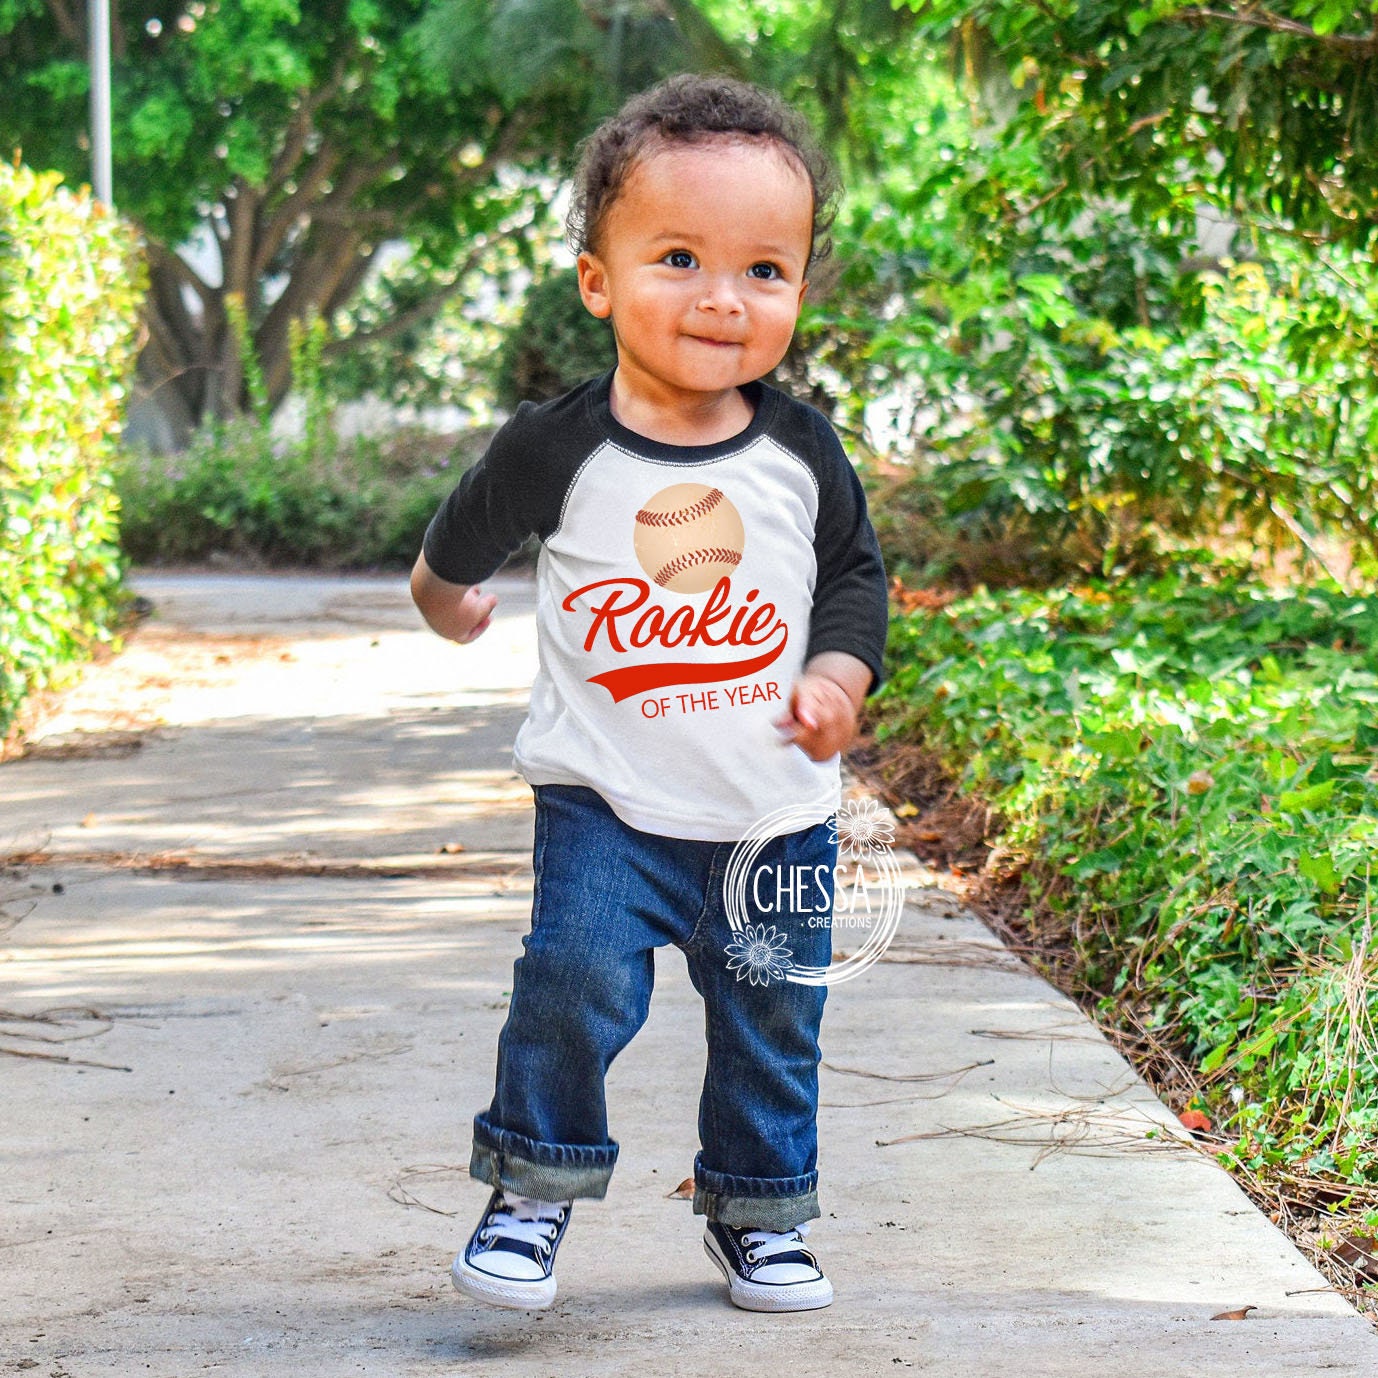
[0,163,144,739]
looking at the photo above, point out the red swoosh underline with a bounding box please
[587,636,787,703]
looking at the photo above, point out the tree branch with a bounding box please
[322,219,534,356]
[265,51,352,194]
[252,142,343,277]
[45,0,80,45]
[1268,497,1353,588]
[1178,7,1378,56]
[140,266,216,423]
[222,178,260,300]
[257,222,368,405]
[138,300,209,425]
[1126,111,1171,138]
[110,2,126,61]
[145,251,207,359]
[320,248,378,319]
[1005,179,1070,222]
[144,240,215,313]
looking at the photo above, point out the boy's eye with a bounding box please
[664,250,696,269]
[748,262,782,281]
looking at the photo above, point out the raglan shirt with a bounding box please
[423,371,888,842]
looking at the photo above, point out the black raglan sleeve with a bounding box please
[802,408,890,695]
[421,405,543,586]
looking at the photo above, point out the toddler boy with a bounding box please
[412,73,888,1312]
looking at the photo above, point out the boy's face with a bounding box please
[576,138,813,407]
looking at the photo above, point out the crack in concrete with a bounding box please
[2,849,532,883]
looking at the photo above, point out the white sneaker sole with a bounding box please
[703,1234,834,1313]
[451,1255,557,1310]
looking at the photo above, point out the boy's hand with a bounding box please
[447,584,499,644]
[410,554,498,644]
[774,653,873,762]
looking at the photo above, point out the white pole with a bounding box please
[89,0,113,206]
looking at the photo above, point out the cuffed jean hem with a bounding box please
[469,1113,617,1201]
[691,1152,820,1230]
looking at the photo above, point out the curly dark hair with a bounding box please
[566,74,840,272]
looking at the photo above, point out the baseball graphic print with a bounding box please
[633,483,745,594]
[559,478,791,706]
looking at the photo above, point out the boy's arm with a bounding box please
[801,412,889,698]
[414,402,549,643]
[410,553,498,645]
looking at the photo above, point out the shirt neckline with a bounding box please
[586,370,778,462]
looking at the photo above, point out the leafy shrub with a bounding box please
[865,254,1378,589]
[0,163,144,739]
[802,70,1378,588]
[873,577,1378,1183]
[493,269,616,409]
[115,420,489,570]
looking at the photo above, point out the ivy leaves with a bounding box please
[875,576,1378,1179]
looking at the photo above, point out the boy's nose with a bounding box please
[696,277,745,314]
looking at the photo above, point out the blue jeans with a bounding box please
[469,784,834,1231]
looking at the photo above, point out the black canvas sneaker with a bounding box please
[703,1219,834,1312]
[451,1190,572,1309]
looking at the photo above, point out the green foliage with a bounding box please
[417,0,743,120]
[874,576,1378,1181]
[225,292,270,426]
[0,0,743,426]
[323,205,535,415]
[2,0,568,248]
[899,0,1378,252]
[493,270,616,409]
[698,0,919,156]
[288,310,330,462]
[118,280,486,569]
[114,420,483,570]
[763,36,1378,586]
[860,245,1378,586]
[0,161,144,740]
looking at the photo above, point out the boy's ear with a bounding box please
[576,251,613,319]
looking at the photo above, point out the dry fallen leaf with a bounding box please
[888,579,960,613]
[1210,1306,1256,1321]
[894,802,919,819]
[1334,1233,1378,1285]
[667,1177,694,1200]
[1178,1108,1212,1133]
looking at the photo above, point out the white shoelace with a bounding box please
[479,1196,568,1253]
[741,1222,811,1263]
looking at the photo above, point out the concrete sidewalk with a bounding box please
[1,571,1374,1377]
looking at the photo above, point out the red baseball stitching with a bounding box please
[653,546,742,587]
[635,487,724,528]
